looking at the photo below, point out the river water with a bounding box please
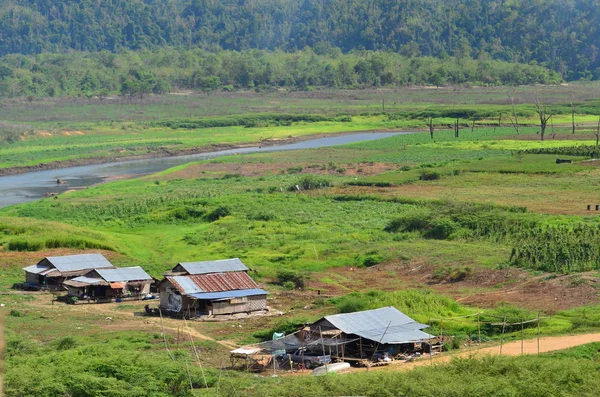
[0,132,410,208]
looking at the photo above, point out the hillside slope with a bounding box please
[0,0,598,79]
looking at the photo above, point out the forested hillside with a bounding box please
[0,0,598,80]
[0,50,562,98]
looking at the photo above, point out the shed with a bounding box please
[309,307,434,359]
[63,266,153,302]
[22,254,116,290]
[158,258,267,318]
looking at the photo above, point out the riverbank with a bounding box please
[0,128,417,177]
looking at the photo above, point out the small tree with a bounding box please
[534,97,552,141]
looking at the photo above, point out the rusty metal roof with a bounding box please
[168,272,258,295]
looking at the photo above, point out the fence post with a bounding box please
[520,318,524,355]
[537,313,541,354]
[499,315,507,354]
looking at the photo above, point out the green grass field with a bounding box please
[4,86,600,396]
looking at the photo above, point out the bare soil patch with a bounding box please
[307,262,600,313]
[162,162,396,180]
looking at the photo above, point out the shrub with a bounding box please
[275,269,306,289]
[423,217,459,239]
[288,175,331,191]
[362,255,383,267]
[6,240,44,252]
[169,206,205,220]
[286,166,303,174]
[9,310,23,317]
[56,336,77,351]
[247,211,276,221]
[419,169,441,180]
[205,206,231,222]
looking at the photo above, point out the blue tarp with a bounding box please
[189,288,268,301]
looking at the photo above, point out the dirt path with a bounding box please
[374,333,600,373]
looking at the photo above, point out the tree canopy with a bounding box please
[0,0,598,80]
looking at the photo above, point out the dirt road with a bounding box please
[374,333,600,373]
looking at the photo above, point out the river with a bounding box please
[0,131,410,208]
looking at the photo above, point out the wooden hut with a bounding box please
[158,258,268,318]
[62,266,153,303]
[22,254,115,290]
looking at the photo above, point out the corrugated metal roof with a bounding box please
[169,276,205,294]
[177,258,248,275]
[63,276,109,288]
[189,288,268,301]
[22,264,58,276]
[44,254,115,272]
[168,272,259,294]
[69,276,106,285]
[189,272,258,292]
[321,307,433,344]
[95,266,152,282]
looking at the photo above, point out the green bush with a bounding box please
[6,240,44,252]
[419,169,442,180]
[288,175,332,191]
[274,269,306,289]
[205,206,231,222]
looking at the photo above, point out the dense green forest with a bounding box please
[0,49,562,98]
[0,0,599,80]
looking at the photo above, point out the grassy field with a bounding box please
[2,84,600,172]
[3,86,600,395]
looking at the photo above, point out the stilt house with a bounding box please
[158,258,268,318]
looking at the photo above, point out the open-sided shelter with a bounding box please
[63,266,153,302]
[307,307,434,360]
[159,258,268,318]
[22,254,115,290]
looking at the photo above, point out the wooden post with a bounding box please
[359,337,363,359]
[520,318,524,355]
[477,313,481,350]
[440,319,444,355]
[499,315,507,354]
[537,312,540,354]
[429,317,433,364]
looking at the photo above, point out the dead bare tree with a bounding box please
[534,97,553,141]
[595,116,600,156]
[428,117,434,139]
[454,118,459,138]
[571,99,576,135]
[508,95,520,135]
